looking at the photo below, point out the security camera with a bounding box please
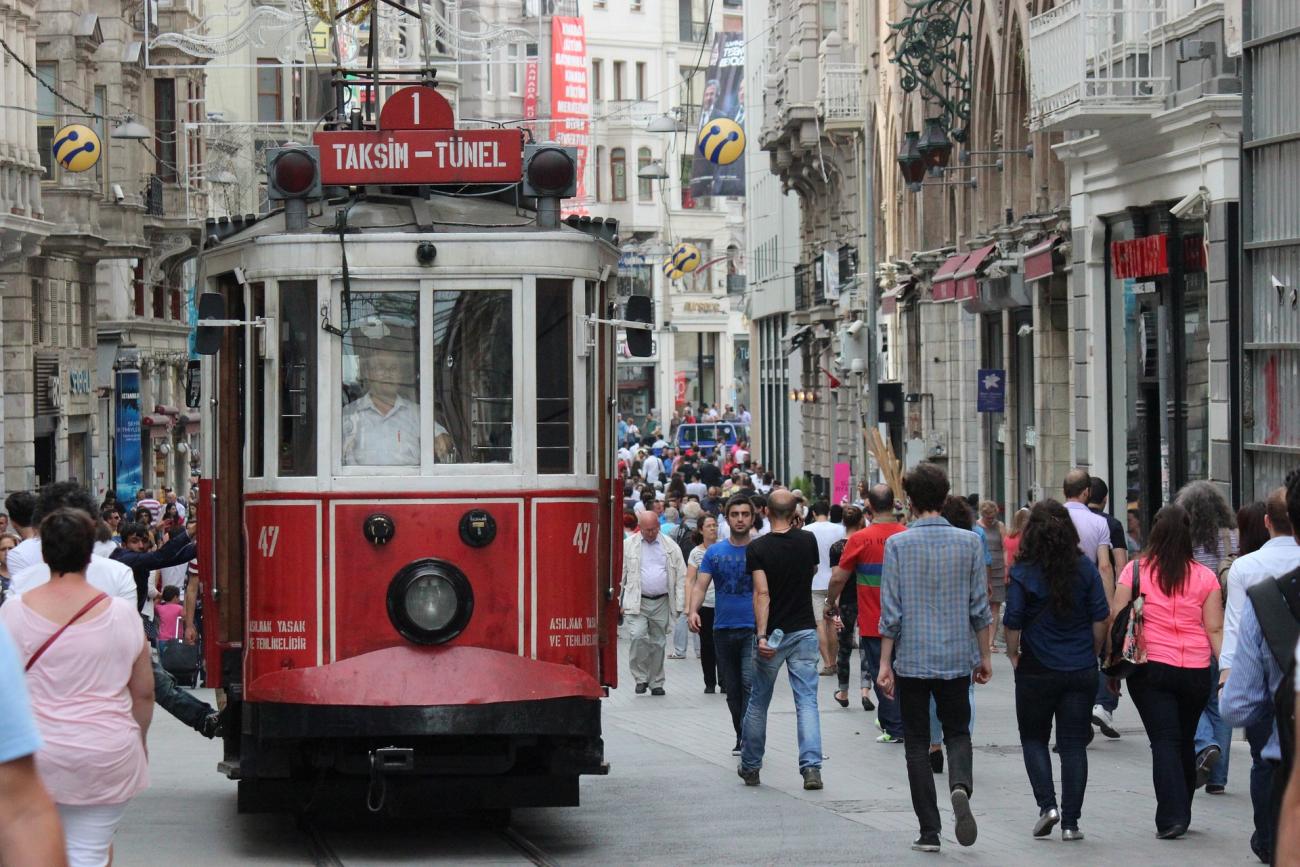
[112,183,125,203]
[846,319,864,336]
[1169,186,1210,220]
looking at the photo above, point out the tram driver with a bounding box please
[341,332,455,466]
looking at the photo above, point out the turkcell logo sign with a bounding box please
[977,368,1005,414]
[115,368,143,502]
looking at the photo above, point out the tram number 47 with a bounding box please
[572,523,592,555]
[257,525,281,559]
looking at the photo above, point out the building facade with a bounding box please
[1,0,209,501]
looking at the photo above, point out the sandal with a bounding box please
[834,690,849,708]
[862,691,875,712]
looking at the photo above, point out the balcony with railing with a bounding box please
[1029,0,1170,132]
[819,62,863,129]
[679,19,710,44]
[596,100,659,130]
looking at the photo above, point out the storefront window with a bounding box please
[432,290,513,464]
[340,291,420,467]
[278,280,316,476]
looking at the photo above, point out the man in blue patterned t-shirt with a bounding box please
[689,493,756,755]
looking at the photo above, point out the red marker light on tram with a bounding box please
[266,145,322,200]
[522,144,577,198]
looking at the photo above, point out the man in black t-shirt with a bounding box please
[1088,477,1129,738]
[737,489,825,791]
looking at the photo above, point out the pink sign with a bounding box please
[832,462,851,505]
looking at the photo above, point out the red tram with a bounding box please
[192,84,647,815]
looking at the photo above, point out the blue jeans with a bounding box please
[1095,655,1120,713]
[861,637,903,738]
[741,629,822,771]
[1194,657,1231,787]
[714,627,755,739]
[930,680,976,744]
[1015,666,1098,830]
[1245,714,1277,857]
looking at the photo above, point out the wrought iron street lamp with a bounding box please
[919,116,954,173]
[896,130,927,192]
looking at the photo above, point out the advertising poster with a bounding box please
[114,367,143,501]
[832,462,851,505]
[690,32,746,199]
[523,56,540,131]
[550,16,590,213]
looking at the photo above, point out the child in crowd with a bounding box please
[155,585,185,654]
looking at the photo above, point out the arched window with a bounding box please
[637,147,654,201]
[611,148,627,201]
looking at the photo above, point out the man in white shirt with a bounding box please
[806,501,847,674]
[642,451,664,487]
[341,343,454,466]
[1223,487,1300,673]
[620,511,686,695]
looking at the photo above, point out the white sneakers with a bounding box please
[1091,705,1120,739]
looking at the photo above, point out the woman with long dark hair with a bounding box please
[1113,503,1225,839]
[684,514,720,692]
[1004,500,1108,840]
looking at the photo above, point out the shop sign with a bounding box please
[977,368,1006,413]
[681,300,723,314]
[67,367,92,395]
[1111,235,1169,279]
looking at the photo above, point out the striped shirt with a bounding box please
[879,516,992,679]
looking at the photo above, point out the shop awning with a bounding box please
[955,244,998,302]
[1024,235,1062,282]
[930,253,968,302]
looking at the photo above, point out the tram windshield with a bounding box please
[339,289,513,467]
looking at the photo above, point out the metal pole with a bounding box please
[862,72,879,484]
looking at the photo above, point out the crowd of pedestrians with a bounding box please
[620,449,1300,859]
[0,481,223,866]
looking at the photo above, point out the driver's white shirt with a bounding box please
[342,393,421,466]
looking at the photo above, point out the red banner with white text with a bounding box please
[550,15,589,214]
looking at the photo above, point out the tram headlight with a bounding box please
[386,559,474,645]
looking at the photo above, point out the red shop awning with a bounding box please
[930,253,968,302]
[1024,234,1062,283]
[954,244,998,302]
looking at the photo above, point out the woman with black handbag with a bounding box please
[1004,500,1109,841]
[1112,503,1225,840]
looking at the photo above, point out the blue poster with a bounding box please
[114,367,142,501]
[977,368,1005,413]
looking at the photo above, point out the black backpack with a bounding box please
[1246,566,1300,770]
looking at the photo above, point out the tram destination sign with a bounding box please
[314,85,523,186]
[315,129,524,186]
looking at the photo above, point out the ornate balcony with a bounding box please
[1029,0,1170,132]
[818,62,863,130]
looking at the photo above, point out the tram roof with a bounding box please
[208,190,612,247]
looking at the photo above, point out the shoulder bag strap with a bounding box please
[25,592,109,672]
[1249,576,1300,671]
[1130,557,1141,598]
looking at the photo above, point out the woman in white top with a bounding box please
[686,515,720,692]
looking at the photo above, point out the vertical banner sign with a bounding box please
[523,57,540,127]
[550,16,589,214]
[977,368,1006,413]
[690,33,746,199]
[832,462,851,505]
[114,367,143,501]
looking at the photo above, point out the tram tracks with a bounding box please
[300,817,559,866]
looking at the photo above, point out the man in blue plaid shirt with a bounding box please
[878,462,993,853]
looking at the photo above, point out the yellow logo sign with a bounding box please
[696,117,745,166]
[52,124,102,173]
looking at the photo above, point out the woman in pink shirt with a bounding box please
[0,508,152,867]
[1111,503,1224,840]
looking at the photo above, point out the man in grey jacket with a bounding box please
[621,511,687,695]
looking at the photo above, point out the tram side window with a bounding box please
[432,290,512,464]
[537,279,573,473]
[278,280,316,476]
[340,292,420,467]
